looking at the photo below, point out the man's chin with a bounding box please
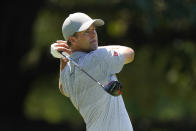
[92,45,98,50]
[85,46,97,52]
[88,48,97,52]
[91,43,98,50]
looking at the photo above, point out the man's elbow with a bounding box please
[124,48,135,64]
[129,48,135,62]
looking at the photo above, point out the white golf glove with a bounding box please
[50,43,63,58]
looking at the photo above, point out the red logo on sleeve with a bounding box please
[113,51,118,56]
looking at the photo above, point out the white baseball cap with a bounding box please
[62,12,104,40]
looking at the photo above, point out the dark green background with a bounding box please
[1,0,196,130]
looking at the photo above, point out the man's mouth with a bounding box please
[90,39,97,43]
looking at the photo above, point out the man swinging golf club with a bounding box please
[50,12,134,131]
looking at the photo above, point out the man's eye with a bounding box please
[86,29,95,33]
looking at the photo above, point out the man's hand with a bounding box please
[50,40,72,59]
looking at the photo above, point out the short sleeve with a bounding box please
[82,48,125,74]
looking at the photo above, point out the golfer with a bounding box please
[51,12,134,131]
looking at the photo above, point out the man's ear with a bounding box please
[69,36,76,44]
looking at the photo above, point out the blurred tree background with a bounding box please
[1,0,196,130]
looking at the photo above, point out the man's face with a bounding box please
[74,24,98,52]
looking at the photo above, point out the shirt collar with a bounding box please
[70,51,87,60]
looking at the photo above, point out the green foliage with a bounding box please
[24,73,83,125]
[23,0,196,129]
[119,41,196,122]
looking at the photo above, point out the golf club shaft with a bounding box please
[59,51,105,88]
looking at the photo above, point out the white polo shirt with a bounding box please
[60,47,133,131]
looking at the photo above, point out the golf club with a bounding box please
[58,51,122,96]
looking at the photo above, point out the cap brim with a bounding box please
[93,19,104,26]
[77,19,104,32]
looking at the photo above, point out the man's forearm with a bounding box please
[59,59,67,96]
[98,45,121,50]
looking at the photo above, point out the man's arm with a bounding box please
[50,40,71,96]
[99,45,135,64]
[59,59,68,96]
